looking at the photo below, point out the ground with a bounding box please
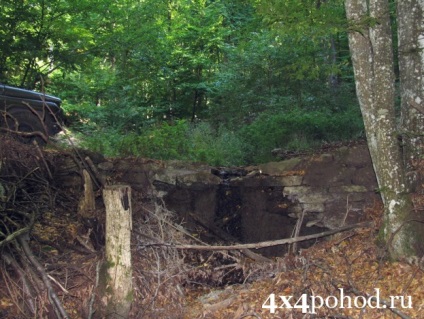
[1,137,424,318]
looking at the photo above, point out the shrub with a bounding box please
[188,122,247,166]
[75,106,363,166]
[77,120,247,166]
[239,107,364,163]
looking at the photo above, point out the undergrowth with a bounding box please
[69,107,364,166]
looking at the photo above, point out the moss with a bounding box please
[103,259,116,270]
[377,193,423,260]
[125,290,134,302]
[98,260,114,294]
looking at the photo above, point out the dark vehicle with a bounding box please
[0,84,63,144]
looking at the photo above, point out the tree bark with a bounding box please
[0,161,5,206]
[100,185,133,318]
[398,0,424,172]
[78,169,96,218]
[345,0,421,259]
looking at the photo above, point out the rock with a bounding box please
[258,158,302,175]
[283,186,331,204]
[276,175,304,186]
[176,171,221,190]
[98,161,114,170]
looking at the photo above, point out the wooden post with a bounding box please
[100,185,133,318]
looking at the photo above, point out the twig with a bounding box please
[47,275,69,294]
[85,156,106,187]
[214,263,239,271]
[0,125,48,141]
[142,204,239,262]
[409,98,424,115]
[0,225,32,248]
[88,260,100,319]
[18,236,69,319]
[0,206,35,248]
[1,266,28,316]
[341,194,351,226]
[33,140,53,180]
[2,252,37,315]
[23,102,49,140]
[189,213,270,262]
[291,209,305,253]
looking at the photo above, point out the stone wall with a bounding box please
[55,143,380,256]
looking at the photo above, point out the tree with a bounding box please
[345,0,424,259]
[0,0,97,88]
[398,0,424,164]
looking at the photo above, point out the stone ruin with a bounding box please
[56,143,380,256]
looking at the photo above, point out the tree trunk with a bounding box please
[345,0,420,259]
[100,185,133,318]
[0,161,5,209]
[398,0,424,171]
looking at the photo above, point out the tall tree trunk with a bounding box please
[0,161,4,208]
[345,0,421,259]
[398,0,424,171]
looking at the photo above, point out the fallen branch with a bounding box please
[157,221,373,251]
[409,98,424,115]
[189,213,270,262]
[0,125,48,141]
[88,260,101,319]
[18,236,70,319]
[85,156,106,187]
[0,210,35,248]
[0,225,32,248]
[34,140,53,180]
[2,252,37,315]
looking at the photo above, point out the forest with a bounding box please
[0,0,365,165]
[1,0,424,318]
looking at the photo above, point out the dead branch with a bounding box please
[0,225,32,248]
[18,236,70,319]
[189,213,270,263]
[141,204,241,263]
[160,221,373,251]
[0,205,35,248]
[0,125,48,141]
[34,140,53,180]
[2,252,37,315]
[88,260,101,319]
[291,209,305,253]
[23,102,49,139]
[409,98,424,115]
[85,156,106,187]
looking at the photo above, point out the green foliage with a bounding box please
[1,0,368,166]
[0,0,98,88]
[188,122,247,166]
[239,107,365,163]
[78,120,247,166]
[76,105,363,166]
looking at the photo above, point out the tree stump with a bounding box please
[99,185,133,318]
[78,169,95,218]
